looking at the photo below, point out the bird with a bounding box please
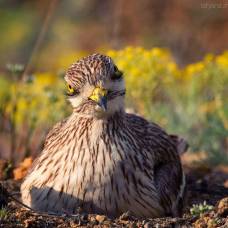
[21,53,187,218]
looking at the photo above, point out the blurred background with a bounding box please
[0,0,227,172]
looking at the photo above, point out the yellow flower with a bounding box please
[150,48,169,59]
[57,52,86,69]
[204,53,214,63]
[35,73,57,85]
[106,50,116,58]
[216,51,228,68]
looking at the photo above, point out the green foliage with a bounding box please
[0,47,227,164]
[0,208,8,220]
[0,71,70,160]
[108,47,228,165]
[6,63,24,77]
[190,201,213,216]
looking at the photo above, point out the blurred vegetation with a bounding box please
[0,208,8,220]
[0,0,227,165]
[190,201,213,216]
[0,0,228,70]
[109,47,228,165]
[0,47,227,165]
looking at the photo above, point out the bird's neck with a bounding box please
[72,105,125,120]
[67,110,126,142]
[71,109,125,127]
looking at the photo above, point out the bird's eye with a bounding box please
[68,84,74,93]
[111,65,123,80]
[67,84,79,96]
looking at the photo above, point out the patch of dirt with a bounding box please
[0,165,228,227]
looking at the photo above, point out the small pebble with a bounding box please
[96,214,107,223]
[217,197,228,217]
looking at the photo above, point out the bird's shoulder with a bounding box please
[125,113,188,155]
[44,118,68,147]
[125,113,185,215]
[125,112,171,140]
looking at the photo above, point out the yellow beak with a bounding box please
[89,87,108,111]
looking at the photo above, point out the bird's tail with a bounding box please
[170,135,189,155]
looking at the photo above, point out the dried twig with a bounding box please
[22,0,60,81]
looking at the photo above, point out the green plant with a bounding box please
[0,208,8,220]
[190,201,213,216]
[0,48,227,164]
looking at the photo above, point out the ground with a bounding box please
[0,163,228,227]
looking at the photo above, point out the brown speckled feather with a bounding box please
[21,54,186,218]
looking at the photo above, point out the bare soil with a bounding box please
[0,165,228,227]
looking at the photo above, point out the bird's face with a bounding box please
[65,54,125,117]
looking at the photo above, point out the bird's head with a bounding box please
[64,54,125,118]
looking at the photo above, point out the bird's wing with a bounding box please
[126,113,186,216]
[169,134,189,155]
[44,118,68,148]
[26,118,69,176]
[147,122,186,216]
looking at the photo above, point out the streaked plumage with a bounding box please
[21,54,187,218]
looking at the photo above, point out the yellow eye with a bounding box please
[67,84,74,94]
[66,84,79,96]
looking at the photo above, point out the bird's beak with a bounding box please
[89,87,108,111]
